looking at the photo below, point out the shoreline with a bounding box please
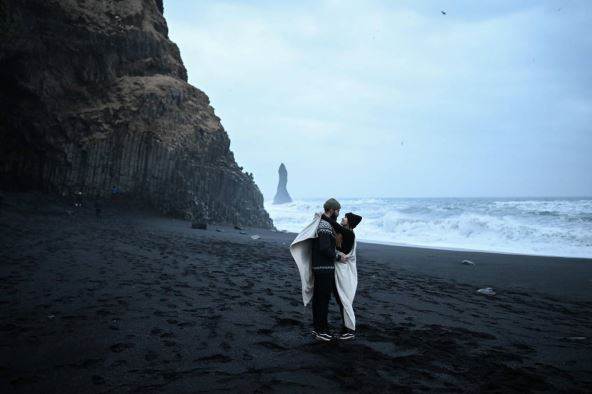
[273,229,592,261]
[276,228,592,260]
[353,238,592,261]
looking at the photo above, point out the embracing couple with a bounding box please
[290,198,362,342]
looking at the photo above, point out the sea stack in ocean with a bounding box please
[0,0,273,229]
[273,163,293,204]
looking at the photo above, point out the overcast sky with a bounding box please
[164,0,591,199]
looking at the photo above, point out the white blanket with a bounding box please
[289,212,358,330]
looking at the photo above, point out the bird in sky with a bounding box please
[441,10,447,15]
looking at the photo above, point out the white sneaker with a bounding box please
[339,331,355,340]
[314,331,333,341]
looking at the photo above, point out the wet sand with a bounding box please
[1,193,591,393]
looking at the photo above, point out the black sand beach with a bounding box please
[1,193,591,393]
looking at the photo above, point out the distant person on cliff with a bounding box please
[290,198,360,342]
[111,185,120,203]
[74,191,83,208]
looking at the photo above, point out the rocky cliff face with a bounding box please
[273,163,292,204]
[0,0,273,228]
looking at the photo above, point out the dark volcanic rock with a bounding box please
[273,163,292,204]
[190,200,208,230]
[0,0,273,228]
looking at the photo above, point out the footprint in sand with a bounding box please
[109,342,135,353]
[144,352,158,361]
[275,317,301,327]
[150,327,163,336]
[256,341,287,351]
[196,354,232,363]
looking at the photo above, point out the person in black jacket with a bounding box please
[322,212,362,255]
[321,211,362,340]
[311,198,349,341]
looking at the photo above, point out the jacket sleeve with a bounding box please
[323,214,354,238]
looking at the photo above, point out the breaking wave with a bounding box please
[265,197,592,258]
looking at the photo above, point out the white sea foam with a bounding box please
[265,198,592,258]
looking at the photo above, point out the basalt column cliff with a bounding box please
[0,0,273,228]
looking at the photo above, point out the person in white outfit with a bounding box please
[321,211,362,340]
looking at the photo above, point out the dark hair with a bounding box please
[345,212,362,229]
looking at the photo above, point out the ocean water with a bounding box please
[265,198,592,259]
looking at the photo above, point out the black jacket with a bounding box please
[311,218,341,272]
[323,214,356,254]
